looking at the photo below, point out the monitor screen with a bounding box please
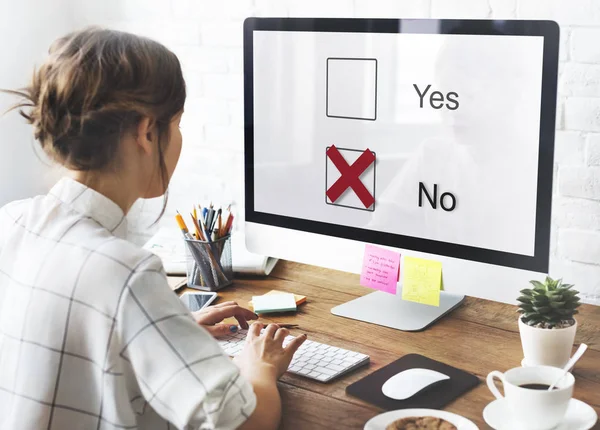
[245,19,558,272]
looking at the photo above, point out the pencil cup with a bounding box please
[184,235,233,291]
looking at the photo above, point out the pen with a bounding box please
[206,208,215,234]
[276,324,299,329]
[215,209,222,235]
[198,204,206,226]
[245,323,299,329]
[207,201,214,226]
[201,216,212,242]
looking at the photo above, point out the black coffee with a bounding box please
[519,383,555,390]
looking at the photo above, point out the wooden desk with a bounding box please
[171,261,600,429]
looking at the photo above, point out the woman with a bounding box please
[0,27,305,430]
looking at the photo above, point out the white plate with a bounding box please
[364,409,479,430]
[483,398,598,430]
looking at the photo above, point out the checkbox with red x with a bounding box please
[325,146,376,211]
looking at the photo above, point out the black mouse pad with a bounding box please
[346,354,479,410]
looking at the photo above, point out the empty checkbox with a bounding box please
[326,58,377,121]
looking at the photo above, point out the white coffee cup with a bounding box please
[486,365,574,430]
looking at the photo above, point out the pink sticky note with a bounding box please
[360,244,401,294]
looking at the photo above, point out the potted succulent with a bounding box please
[517,276,581,368]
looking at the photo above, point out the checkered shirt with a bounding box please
[0,178,256,430]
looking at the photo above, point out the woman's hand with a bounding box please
[192,301,258,337]
[236,323,305,430]
[233,322,307,381]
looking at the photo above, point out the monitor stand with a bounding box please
[331,289,465,332]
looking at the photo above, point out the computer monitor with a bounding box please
[243,18,559,331]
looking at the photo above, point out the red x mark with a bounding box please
[326,145,375,209]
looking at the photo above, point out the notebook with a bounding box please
[143,227,278,276]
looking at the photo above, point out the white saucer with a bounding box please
[483,398,598,430]
[364,408,478,430]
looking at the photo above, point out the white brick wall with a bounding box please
[518,0,600,26]
[554,131,585,165]
[431,0,493,19]
[70,0,600,305]
[560,230,600,264]
[571,28,600,63]
[559,167,600,200]
[354,0,430,18]
[553,197,600,230]
[560,63,600,97]
[587,134,600,165]
[488,0,518,16]
[565,97,600,131]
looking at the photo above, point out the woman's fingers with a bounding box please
[198,305,258,326]
[193,301,237,317]
[284,334,308,358]
[204,323,240,338]
[235,316,249,330]
[248,322,263,339]
[263,323,280,339]
[274,328,289,345]
[212,301,238,308]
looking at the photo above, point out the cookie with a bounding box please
[385,416,457,430]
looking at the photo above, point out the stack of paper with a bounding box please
[252,293,297,314]
[143,227,278,276]
[248,290,307,311]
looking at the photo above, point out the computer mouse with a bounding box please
[382,368,451,400]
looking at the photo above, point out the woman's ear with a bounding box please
[135,117,155,155]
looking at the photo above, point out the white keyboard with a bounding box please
[217,329,370,382]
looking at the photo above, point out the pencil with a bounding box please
[216,210,222,238]
[190,212,205,241]
[175,211,192,239]
[225,214,234,234]
[222,210,231,237]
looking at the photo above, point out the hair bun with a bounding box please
[3,27,186,172]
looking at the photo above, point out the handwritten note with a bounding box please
[402,256,442,307]
[360,244,400,294]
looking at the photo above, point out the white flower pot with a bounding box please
[518,317,577,368]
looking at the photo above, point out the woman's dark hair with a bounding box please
[3,27,186,216]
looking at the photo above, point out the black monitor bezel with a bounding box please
[244,18,559,273]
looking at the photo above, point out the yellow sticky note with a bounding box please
[402,256,442,307]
